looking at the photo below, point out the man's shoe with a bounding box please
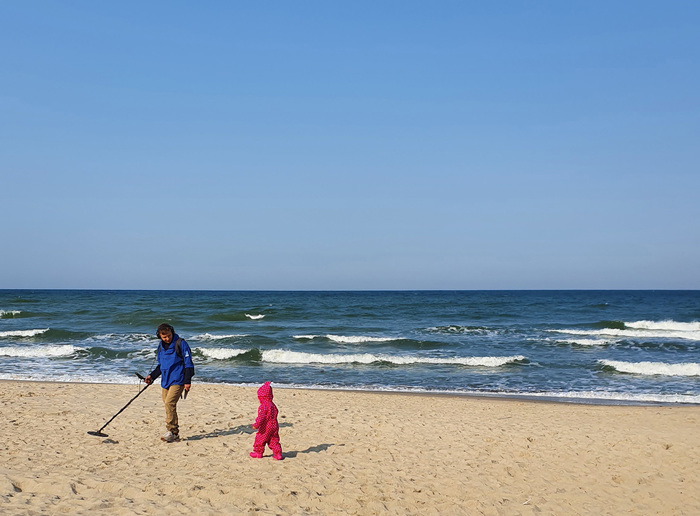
[161,431,180,443]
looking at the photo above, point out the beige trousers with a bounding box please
[161,384,185,434]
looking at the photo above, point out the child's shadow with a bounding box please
[184,422,293,441]
[284,443,337,458]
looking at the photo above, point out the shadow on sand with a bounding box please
[184,422,293,441]
[283,443,337,458]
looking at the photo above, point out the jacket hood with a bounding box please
[257,381,273,401]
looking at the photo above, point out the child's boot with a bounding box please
[273,452,284,460]
[249,451,263,458]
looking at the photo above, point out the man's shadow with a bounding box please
[184,422,293,441]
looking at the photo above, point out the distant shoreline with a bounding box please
[2,378,695,407]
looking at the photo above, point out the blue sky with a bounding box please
[1,1,699,289]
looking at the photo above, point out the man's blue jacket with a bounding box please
[149,333,195,389]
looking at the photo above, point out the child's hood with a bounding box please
[257,381,273,401]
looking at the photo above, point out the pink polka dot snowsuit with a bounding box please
[252,382,282,458]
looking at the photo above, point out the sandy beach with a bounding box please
[0,381,698,515]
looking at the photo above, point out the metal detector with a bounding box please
[87,373,150,437]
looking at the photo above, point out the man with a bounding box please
[144,323,195,442]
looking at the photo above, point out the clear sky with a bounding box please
[1,1,699,290]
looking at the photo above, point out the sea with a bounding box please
[1,290,699,405]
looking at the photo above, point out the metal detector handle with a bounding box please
[94,380,151,434]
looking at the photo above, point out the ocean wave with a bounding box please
[625,320,700,331]
[193,333,249,341]
[206,312,256,322]
[245,314,265,320]
[0,345,82,358]
[0,372,140,384]
[86,333,154,344]
[0,375,696,404]
[550,324,700,341]
[261,350,525,367]
[196,347,252,360]
[0,310,22,318]
[327,335,400,344]
[592,320,626,330]
[293,334,399,344]
[270,384,700,405]
[599,359,700,377]
[425,325,493,335]
[78,346,156,359]
[499,389,700,405]
[555,338,615,347]
[0,328,50,338]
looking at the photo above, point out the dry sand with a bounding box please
[0,381,698,515]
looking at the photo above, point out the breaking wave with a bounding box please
[294,334,400,344]
[554,338,615,347]
[425,325,493,335]
[503,390,700,405]
[193,333,249,341]
[0,345,82,358]
[245,314,265,320]
[0,372,141,384]
[551,320,700,341]
[261,350,526,367]
[85,333,154,344]
[626,320,700,331]
[0,329,50,338]
[599,360,700,377]
[196,347,252,360]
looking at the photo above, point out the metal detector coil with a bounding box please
[87,372,150,438]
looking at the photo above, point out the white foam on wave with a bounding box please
[599,359,700,377]
[88,333,154,343]
[550,326,700,341]
[0,328,49,338]
[501,389,700,405]
[0,310,22,317]
[626,320,700,331]
[0,375,695,404]
[193,333,249,340]
[261,349,525,367]
[327,335,399,344]
[245,314,265,320]
[425,325,493,335]
[275,384,700,405]
[557,338,614,347]
[196,347,250,360]
[0,345,82,358]
[0,372,140,384]
[294,335,399,344]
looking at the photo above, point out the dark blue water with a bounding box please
[1,290,698,404]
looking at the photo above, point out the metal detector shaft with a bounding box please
[91,379,150,435]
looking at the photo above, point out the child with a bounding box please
[250,381,284,460]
